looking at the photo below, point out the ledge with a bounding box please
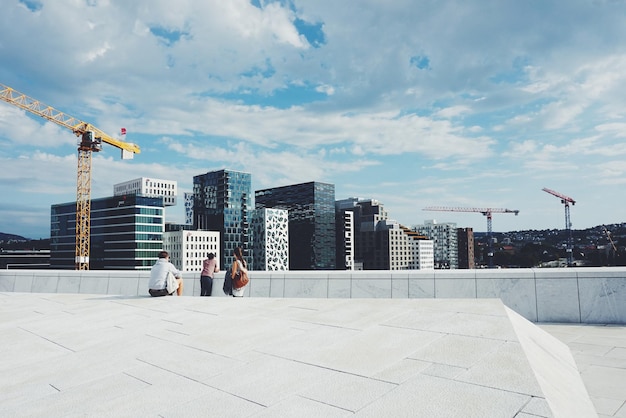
[1,267,625,324]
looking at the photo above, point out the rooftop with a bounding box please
[1,293,624,417]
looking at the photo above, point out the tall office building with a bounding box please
[335,209,355,270]
[255,182,336,270]
[50,195,164,270]
[337,198,433,270]
[193,169,252,269]
[457,227,475,269]
[163,229,220,273]
[336,198,386,269]
[251,208,289,271]
[114,177,177,206]
[413,220,459,269]
[335,197,389,269]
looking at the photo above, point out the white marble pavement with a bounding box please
[538,323,626,418]
[0,293,603,417]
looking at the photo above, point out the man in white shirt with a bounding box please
[148,251,183,296]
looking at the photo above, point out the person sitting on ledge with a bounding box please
[148,250,183,297]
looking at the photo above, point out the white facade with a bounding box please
[114,177,178,206]
[413,220,458,269]
[163,230,220,273]
[338,210,355,270]
[383,221,434,270]
[251,208,289,271]
[414,239,435,270]
[184,192,193,225]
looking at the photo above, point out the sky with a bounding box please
[1,0,626,239]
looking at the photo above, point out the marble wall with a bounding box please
[1,267,625,324]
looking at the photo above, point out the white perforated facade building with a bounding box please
[251,208,289,271]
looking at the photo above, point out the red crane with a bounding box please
[542,187,576,266]
[423,206,519,267]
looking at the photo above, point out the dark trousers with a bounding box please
[200,276,213,296]
[149,288,170,297]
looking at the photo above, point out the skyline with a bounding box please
[2,1,626,239]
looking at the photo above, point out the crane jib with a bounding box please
[0,82,141,270]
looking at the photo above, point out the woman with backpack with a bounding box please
[230,247,249,297]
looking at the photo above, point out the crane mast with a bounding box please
[542,188,575,266]
[423,206,519,268]
[0,83,140,270]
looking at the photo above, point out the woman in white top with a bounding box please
[230,246,249,297]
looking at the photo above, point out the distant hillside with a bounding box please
[0,233,50,251]
[0,232,28,242]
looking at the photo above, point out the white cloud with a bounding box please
[435,106,471,119]
[540,101,586,130]
[596,123,626,137]
[0,106,76,149]
[82,42,112,63]
[504,140,539,157]
[316,84,335,95]
[2,0,626,235]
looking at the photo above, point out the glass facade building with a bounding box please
[255,182,336,270]
[50,195,165,270]
[413,220,459,269]
[193,169,252,269]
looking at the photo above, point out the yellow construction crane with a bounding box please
[0,83,140,270]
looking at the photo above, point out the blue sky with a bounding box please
[1,0,626,239]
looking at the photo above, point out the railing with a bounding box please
[1,268,625,324]
[5,263,50,269]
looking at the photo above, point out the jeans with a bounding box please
[200,275,213,296]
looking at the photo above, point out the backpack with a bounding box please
[223,267,233,295]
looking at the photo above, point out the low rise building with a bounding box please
[163,229,221,273]
[0,250,50,269]
[114,177,177,206]
[51,195,164,270]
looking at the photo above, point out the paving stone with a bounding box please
[0,294,607,417]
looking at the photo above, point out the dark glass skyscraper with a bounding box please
[457,227,475,269]
[193,169,252,269]
[255,181,336,270]
[335,198,389,270]
[50,195,164,270]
